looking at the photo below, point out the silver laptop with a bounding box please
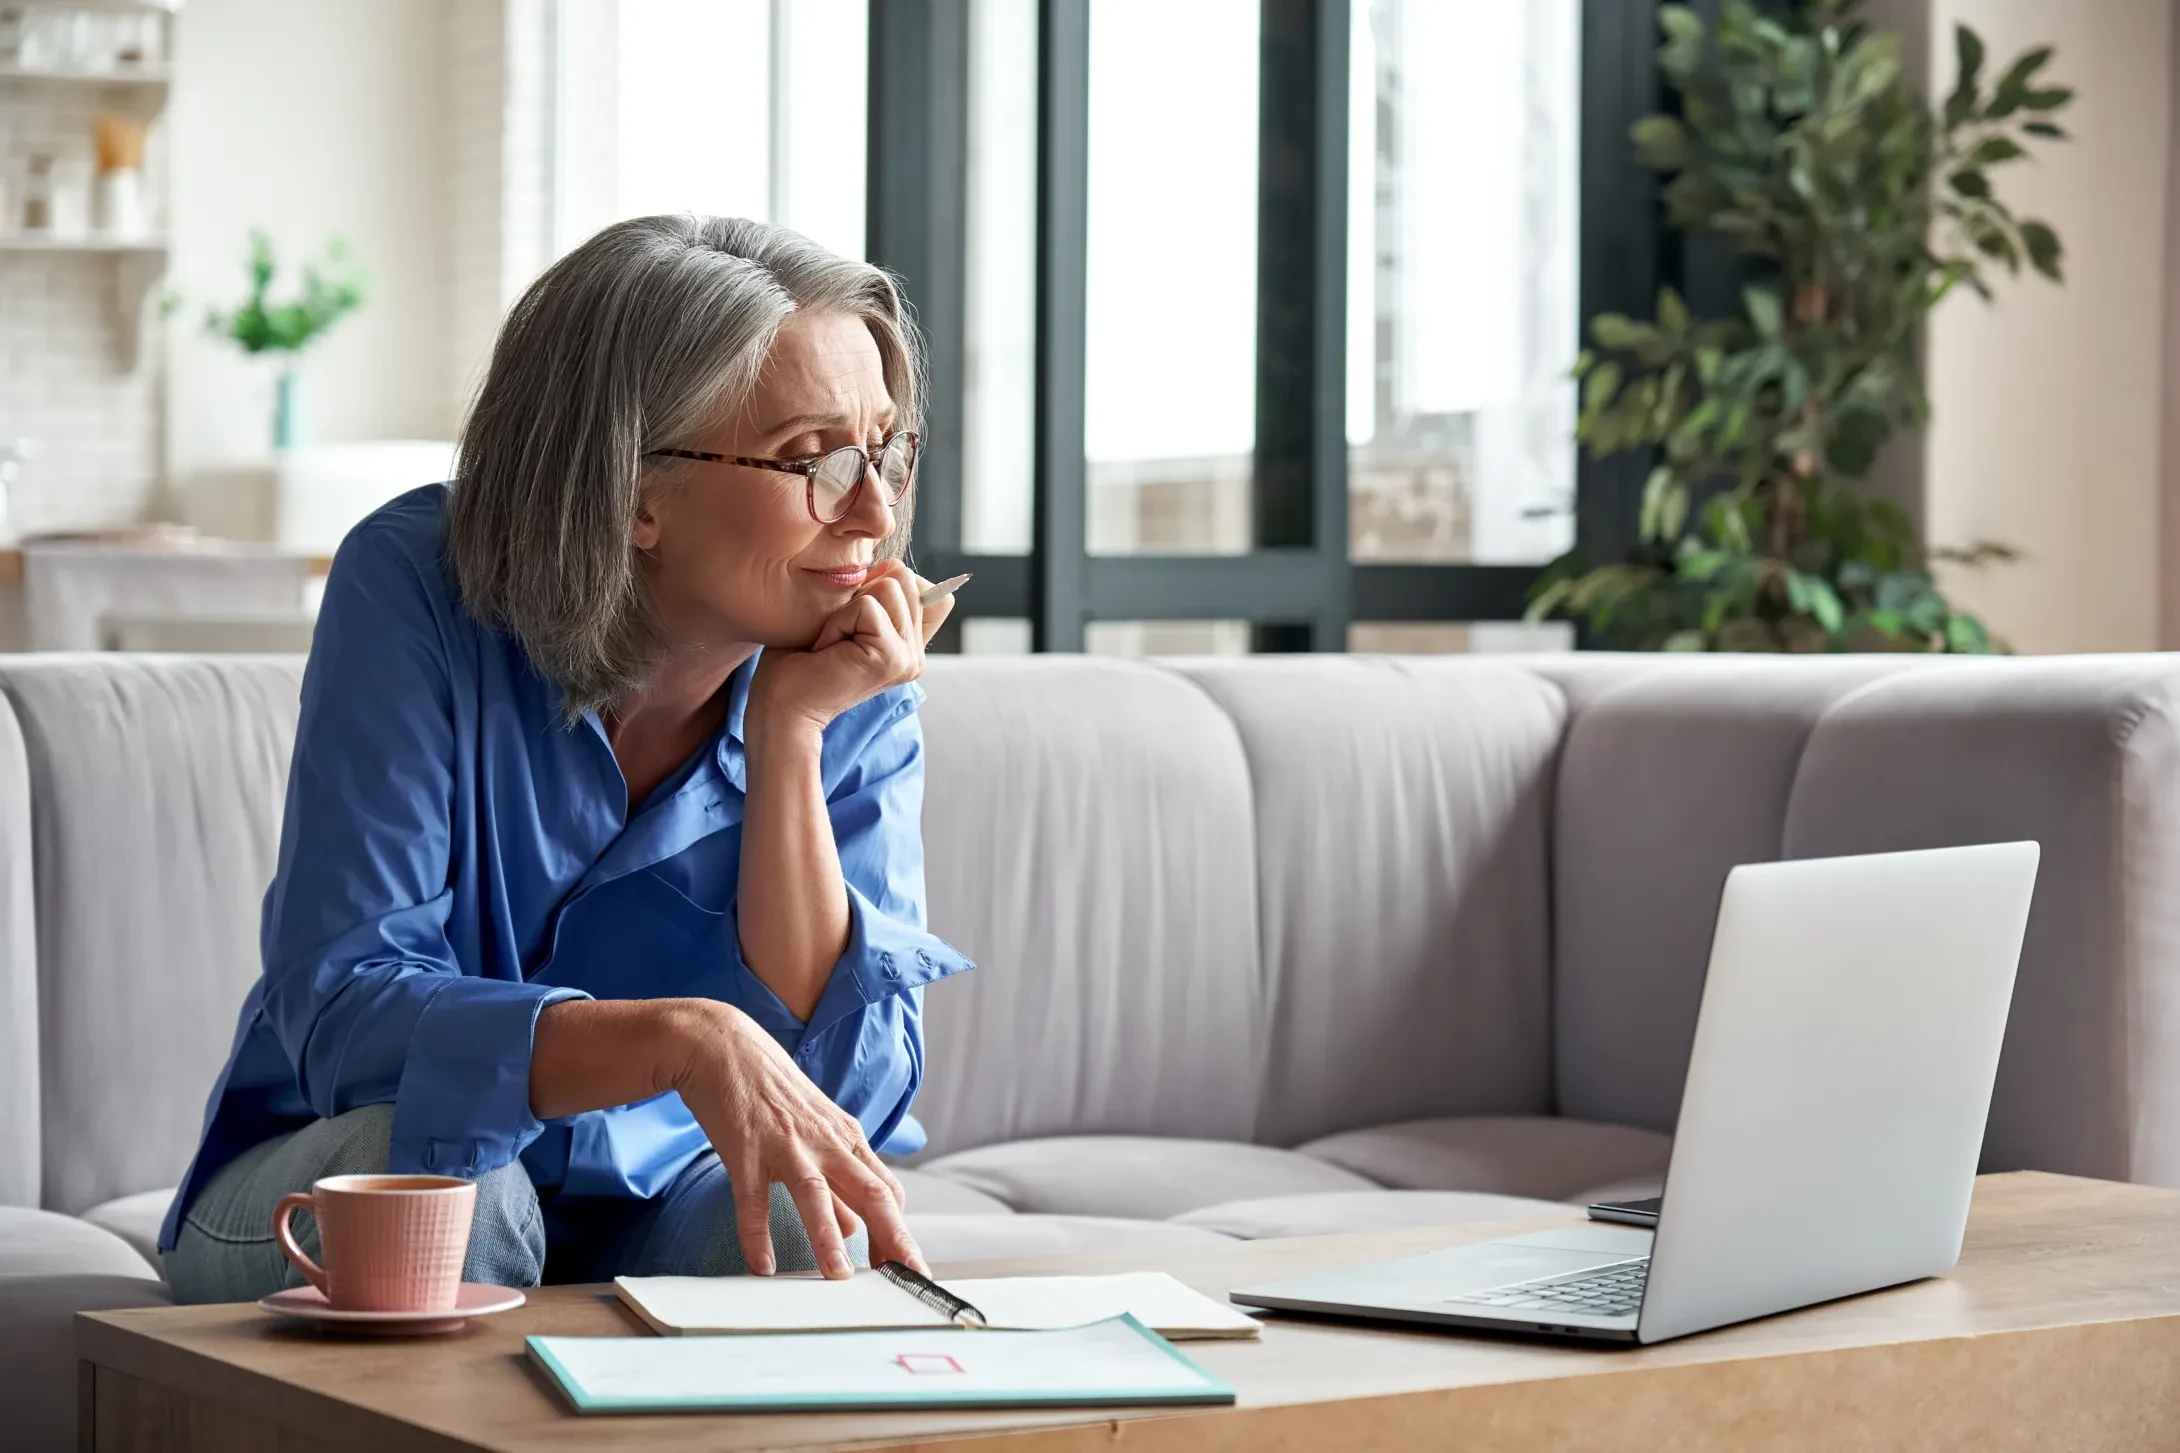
[1231,842,2040,1345]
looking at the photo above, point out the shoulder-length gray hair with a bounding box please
[448,214,923,715]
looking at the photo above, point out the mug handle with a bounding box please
[272,1191,329,1296]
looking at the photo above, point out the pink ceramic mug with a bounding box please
[273,1174,476,1312]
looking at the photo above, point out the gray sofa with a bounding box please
[9,649,2180,1448]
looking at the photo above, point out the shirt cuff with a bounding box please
[729,884,974,1052]
[387,977,591,1178]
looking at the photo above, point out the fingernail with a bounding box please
[829,1254,853,1279]
[753,1252,774,1275]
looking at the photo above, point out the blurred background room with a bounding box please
[0,0,2170,657]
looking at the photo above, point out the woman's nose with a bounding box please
[837,460,896,536]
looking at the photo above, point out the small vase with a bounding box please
[272,367,306,452]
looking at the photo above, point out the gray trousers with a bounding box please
[163,1104,866,1304]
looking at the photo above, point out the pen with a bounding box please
[920,573,972,608]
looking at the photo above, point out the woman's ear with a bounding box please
[631,493,663,552]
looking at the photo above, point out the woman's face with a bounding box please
[633,309,899,650]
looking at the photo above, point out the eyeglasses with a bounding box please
[648,430,919,524]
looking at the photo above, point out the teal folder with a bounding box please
[527,1314,1237,1415]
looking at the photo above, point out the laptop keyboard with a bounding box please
[1445,1257,1650,1317]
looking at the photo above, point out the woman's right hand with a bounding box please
[658,999,922,1278]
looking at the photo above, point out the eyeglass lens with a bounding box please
[812,435,917,520]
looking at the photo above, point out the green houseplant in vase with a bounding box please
[205,231,369,453]
[1527,0,2072,652]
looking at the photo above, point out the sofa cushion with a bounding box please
[914,658,1264,1155]
[1778,657,2180,1184]
[1169,658,1563,1145]
[0,657,305,1216]
[81,1188,176,1272]
[1549,658,1931,1132]
[1299,1116,1673,1202]
[0,1206,158,1278]
[891,1169,1012,1216]
[912,1214,1234,1266]
[0,1273,174,1453]
[1174,1189,1565,1240]
[915,1136,1377,1220]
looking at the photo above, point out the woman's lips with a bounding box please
[808,565,870,588]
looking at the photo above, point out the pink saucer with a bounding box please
[257,1282,526,1336]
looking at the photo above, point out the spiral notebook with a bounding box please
[613,1265,1261,1341]
[529,1315,1237,1415]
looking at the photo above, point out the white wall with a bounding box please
[164,0,454,492]
[1923,0,2170,654]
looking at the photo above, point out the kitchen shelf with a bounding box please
[0,63,168,84]
[0,234,165,253]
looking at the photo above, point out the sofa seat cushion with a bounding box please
[81,1188,176,1273]
[914,1136,1377,1220]
[1174,1190,1568,1241]
[891,1169,1013,1216]
[1299,1116,1672,1201]
[0,1206,159,1278]
[910,1213,1235,1265]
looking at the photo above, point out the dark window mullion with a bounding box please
[1031,0,1091,651]
[1252,0,1351,650]
[867,0,971,562]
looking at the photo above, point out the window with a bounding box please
[1347,0,1580,567]
[546,0,1670,656]
[550,0,867,263]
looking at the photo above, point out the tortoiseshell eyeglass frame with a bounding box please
[646,430,920,524]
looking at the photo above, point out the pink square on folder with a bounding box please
[895,1353,966,1375]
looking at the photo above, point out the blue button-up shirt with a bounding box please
[158,485,973,1253]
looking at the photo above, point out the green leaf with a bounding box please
[1662,630,1708,652]
[2022,120,2067,140]
[1949,169,1991,200]
[1966,136,2025,167]
[1944,25,1985,129]
[1659,4,1706,75]
[1805,578,1846,635]
[1590,313,1653,351]
[1990,45,2053,99]
[2019,220,2063,280]
[1582,360,1623,415]
[1658,285,1689,334]
[1632,115,1694,171]
[2024,86,2074,112]
[1743,285,1784,338]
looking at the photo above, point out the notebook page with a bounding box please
[614,1271,949,1334]
[946,1272,1262,1339]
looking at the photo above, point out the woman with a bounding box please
[158,214,972,1300]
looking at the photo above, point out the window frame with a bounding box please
[867,0,1670,652]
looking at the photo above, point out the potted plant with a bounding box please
[204,231,369,453]
[1527,0,2071,652]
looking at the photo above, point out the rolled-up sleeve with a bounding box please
[728,692,973,1154]
[258,523,588,1179]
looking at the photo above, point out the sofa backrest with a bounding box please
[911,658,1268,1154]
[1534,656,1931,1132]
[0,656,303,1215]
[0,689,38,1208]
[1166,657,1563,1146]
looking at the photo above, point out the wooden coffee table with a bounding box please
[76,1171,2180,1452]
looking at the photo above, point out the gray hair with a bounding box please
[447,214,923,715]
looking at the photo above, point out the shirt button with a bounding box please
[880,952,901,983]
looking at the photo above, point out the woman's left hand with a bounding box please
[748,560,951,744]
